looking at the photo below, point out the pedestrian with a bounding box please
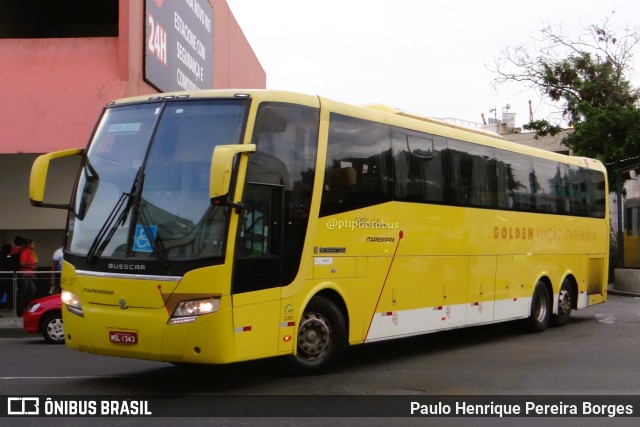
[0,244,14,312]
[17,239,38,316]
[50,246,63,294]
[9,236,25,316]
[9,235,24,261]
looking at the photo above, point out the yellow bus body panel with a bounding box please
[55,90,609,366]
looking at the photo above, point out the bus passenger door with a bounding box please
[232,183,284,360]
[466,256,496,325]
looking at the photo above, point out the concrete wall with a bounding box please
[613,268,640,294]
[0,38,124,154]
[0,0,265,155]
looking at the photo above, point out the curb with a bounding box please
[0,328,30,338]
[0,317,29,338]
[607,283,640,298]
[608,289,640,298]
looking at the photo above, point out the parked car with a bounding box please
[23,294,64,344]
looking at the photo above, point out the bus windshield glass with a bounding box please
[68,99,249,262]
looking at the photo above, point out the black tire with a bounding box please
[282,296,347,375]
[551,280,573,327]
[41,311,64,344]
[525,282,551,333]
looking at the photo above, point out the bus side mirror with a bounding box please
[30,148,84,209]
[210,144,256,200]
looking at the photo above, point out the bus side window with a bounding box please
[495,160,511,209]
[320,113,392,217]
[325,164,357,207]
[393,150,409,199]
[391,128,445,204]
[447,139,495,208]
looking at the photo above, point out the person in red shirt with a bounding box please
[9,235,24,258]
[17,239,37,316]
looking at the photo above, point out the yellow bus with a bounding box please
[30,90,608,374]
[623,197,640,268]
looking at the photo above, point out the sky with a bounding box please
[226,0,640,129]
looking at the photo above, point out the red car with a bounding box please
[23,294,64,344]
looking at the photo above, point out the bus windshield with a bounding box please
[68,99,249,263]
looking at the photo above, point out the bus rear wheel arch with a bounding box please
[282,295,348,375]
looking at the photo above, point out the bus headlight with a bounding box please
[61,290,84,317]
[169,297,220,325]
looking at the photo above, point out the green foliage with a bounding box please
[537,51,638,125]
[564,103,640,163]
[522,119,563,138]
[493,17,640,188]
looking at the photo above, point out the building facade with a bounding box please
[0,0,265,260]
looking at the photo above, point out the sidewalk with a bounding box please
[0,314,28,337]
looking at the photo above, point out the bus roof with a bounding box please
[363,103,504,140]
[106,89,605,173]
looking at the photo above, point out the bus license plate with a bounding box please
[109,331,138,344]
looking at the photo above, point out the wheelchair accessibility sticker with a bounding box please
[134,224,158,252]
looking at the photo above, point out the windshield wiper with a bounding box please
[85,168,142,263]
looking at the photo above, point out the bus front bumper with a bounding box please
[62,303,238,364]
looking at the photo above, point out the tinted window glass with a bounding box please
[496,150,534,211]
[565,165,588,216]
[447,139,496,207]
[234,103,319,292]
[249,104,319,268]
[322,116,605,219]
[583,168,607,218]
[320,114,392,216]
[392,128,447,203]
[534,158,564,213]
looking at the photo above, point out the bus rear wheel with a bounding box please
[551,280,573,327]
[283,296,347,375]
[525,282,551,333]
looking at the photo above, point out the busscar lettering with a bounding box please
[83,288,114,295]
[108,263,146,271]
[318,247,346,254]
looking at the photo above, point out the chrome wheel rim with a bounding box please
[297,313,331,361]
[47,318,64,342]
[558,287,571,315]
[533,291,548,323]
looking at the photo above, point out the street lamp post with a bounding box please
[489,107,498,134]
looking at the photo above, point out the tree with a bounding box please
[563,102,640,164]
[492,14,640,178]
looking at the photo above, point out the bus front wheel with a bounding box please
[525,282,551,333]
[283,296,347,375]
